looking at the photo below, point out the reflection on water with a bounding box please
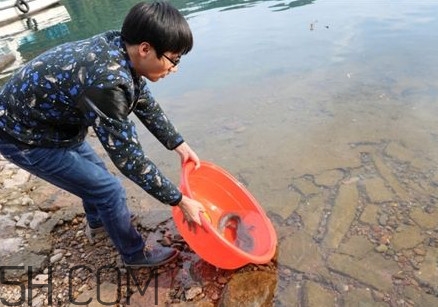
[176,0,315,15]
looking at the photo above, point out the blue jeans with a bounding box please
[0,138,144,262]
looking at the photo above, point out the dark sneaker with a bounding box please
[85,213,137,244]
[123,247,179,268]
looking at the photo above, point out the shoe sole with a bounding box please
[123,250,180,268]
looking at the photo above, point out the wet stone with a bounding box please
[324,184,358,249]
[276,282,299,306]
[290,177,320,195]
[279,231,328,277]
[375,244,388,253]
[128,268,177,306]
[363,177,394,203]
[414,247,438,287]
[410,207,438,229]
[304,281,336,307]
[276,189,300,220]
[327,252,399,292]
[344,288,387,307]
[314,169,344,187]
[296,193,325,234]
[391,225,425,250]
[385,142,426,169]
[185,286,203,300]
[360,204,379,224]
[218,271,276,307]
[378,213,389,226]
[338,235,374,258]
[404,285,438,306]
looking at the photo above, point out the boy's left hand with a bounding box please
[174,142,200,169]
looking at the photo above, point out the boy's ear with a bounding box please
[138,42,151,57]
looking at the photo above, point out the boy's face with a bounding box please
[135,42,180,82]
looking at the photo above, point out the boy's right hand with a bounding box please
[177,195,205,226]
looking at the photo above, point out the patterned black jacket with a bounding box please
[0,31,183,205]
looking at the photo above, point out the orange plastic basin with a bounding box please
[172,161,277,269]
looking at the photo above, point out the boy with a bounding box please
[0,1,205,267]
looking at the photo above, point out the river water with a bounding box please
[1,0,438,303]
[1,1,438,197]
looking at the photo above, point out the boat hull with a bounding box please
[0,0,61,26]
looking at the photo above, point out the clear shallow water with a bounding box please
[2,0,438,276]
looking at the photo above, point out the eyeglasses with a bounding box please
[162,54,181,67]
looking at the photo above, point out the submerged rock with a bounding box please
[218,271,276,307]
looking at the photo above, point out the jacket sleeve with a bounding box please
[133,80,184,150]
[78,87,182,205]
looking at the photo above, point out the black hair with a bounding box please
[121,1,193,57]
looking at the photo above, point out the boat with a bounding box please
[0,0,61,26]
[0,4,70,78]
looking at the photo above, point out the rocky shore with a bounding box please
[0,152,277,307]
